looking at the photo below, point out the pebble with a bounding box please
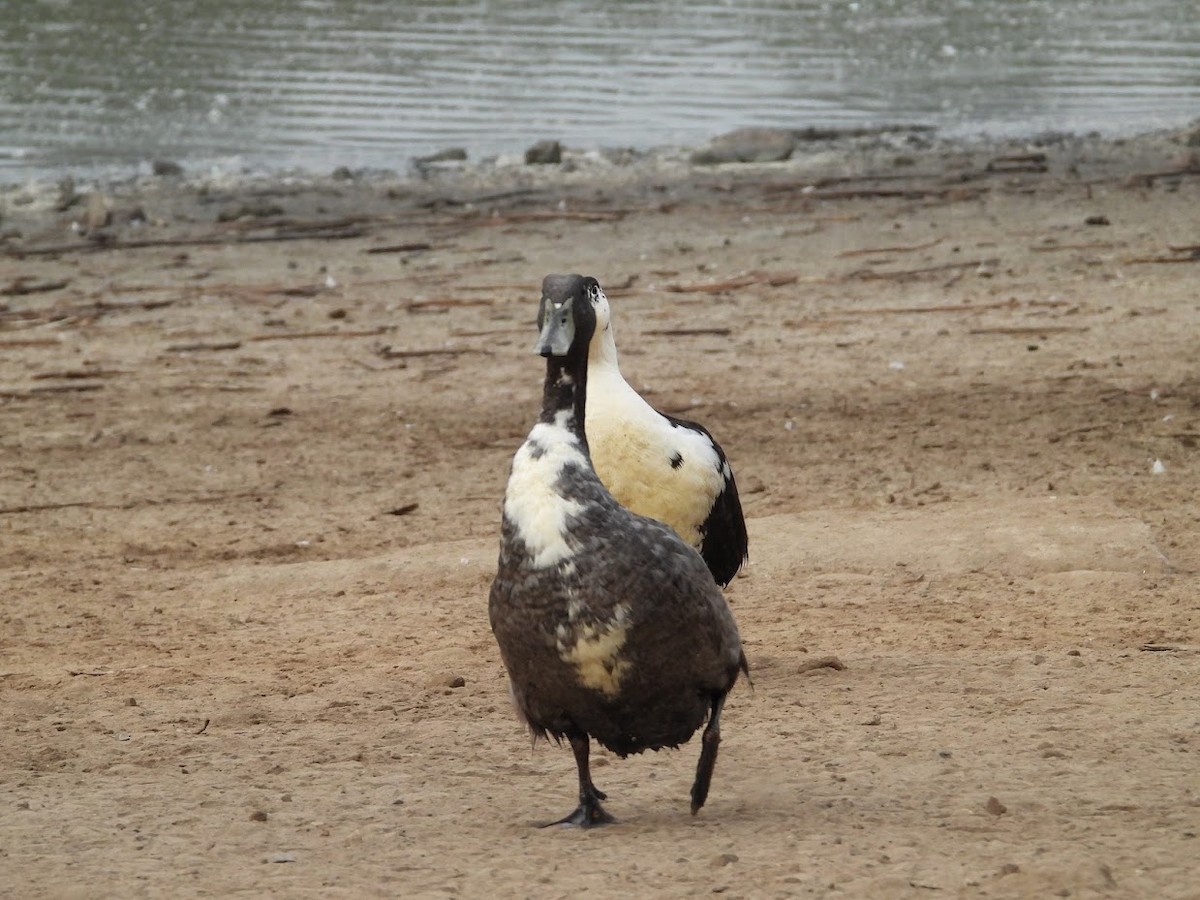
[710,852,739,867]
[985,796,1007,816]
[152,159,184,177]
[414,148,468,166]
[267,852,296,864]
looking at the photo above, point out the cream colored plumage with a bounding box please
[582,282,748,586]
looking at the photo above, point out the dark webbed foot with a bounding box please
[545,788,616,828]
[544,733,617,828]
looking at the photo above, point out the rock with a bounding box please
[690,127,795,165]
[266,852,295,863]
[598,146,640,166]
[1084,214,1110,226]
[250,810,269,822]
[331,166,355,181]
[985,796,1007,816]
[55,177,81,212]
[524,139,563,165]
[151,159,184,177]
[711,853,739,867]
[415,148,468,166]
[112,206,148,227]
[85,192,110,231]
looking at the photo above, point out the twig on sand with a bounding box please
[1140,643,1199,653]
[642,327,732,337]
[838,237,944,257]
[247,327,390,343]
[164,341,243,353]
[848,259,986,281]
[2,278,71,296]
[0,491,259,516]
[968,325,1088,336]
[407,297,495,311]
[477,209,627,225]
[0,298,177,325]
[841,298,1020,316]
[31,369,125,380]
[364,242,434,254]
[0,338,61,349]
[4,226,367,258]
[377,346,490,359]
[0,383,105,399]
[660,272,798,294]
[1123,249,1200,264]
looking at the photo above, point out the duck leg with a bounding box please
[546,733,616,827]
[690,693,726,814]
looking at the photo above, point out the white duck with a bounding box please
[550,273,748,586]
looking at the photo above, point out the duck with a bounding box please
[562,273,749,587]
[489,273,749,827]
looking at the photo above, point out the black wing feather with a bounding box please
[662,413,749,587]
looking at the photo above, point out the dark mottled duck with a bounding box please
[571,274,748,587]
[489,274,749,826]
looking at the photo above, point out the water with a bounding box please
[1,0,1198,183]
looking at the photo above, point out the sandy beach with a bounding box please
[2,125,1199,898]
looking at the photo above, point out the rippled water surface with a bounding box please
[2,0,1198,181]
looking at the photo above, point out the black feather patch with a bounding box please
[661,413,749,587]
[669,451,684,470]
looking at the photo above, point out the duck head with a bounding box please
[536,274,602,359]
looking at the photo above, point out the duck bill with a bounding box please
[534,301,575,357]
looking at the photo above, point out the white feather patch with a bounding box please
[503,421,587,568]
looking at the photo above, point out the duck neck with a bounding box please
[593,324,621,373]
[540,349,590,451]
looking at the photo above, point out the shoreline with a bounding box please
[3,121,1197,236]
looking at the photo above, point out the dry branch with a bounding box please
[1122,251,1200,264]
[661,272,798,294]
[31,369,125,380]
[480,209,627,224]
[247,327,389,343]
[2,278,71,296]
[642,327,732,337]
[165,341,243,353]
[0,338,61,349]
[364,242,434,254]
[0,383,105,399]
[407,297,495,310]
[848,259,987,281]
[0,490,259,516]
[4,226,366,258]
[838,237,944,257]
[968,326,1088,336]
[378,346,490,359]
